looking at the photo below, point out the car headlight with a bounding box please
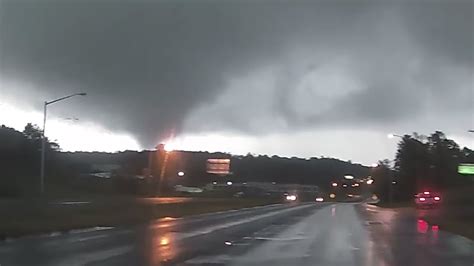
[286,195,297,201]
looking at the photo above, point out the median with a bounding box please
[0,197,280,239]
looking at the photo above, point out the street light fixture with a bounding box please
[387,133,403,139]
[40,92,87,195]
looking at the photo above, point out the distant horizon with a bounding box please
[2,120,473,168]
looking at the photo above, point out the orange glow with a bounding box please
[163,143,174,152]
[149,231,176,264]
[160,237,170,246]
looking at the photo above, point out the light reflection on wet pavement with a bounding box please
[0,203,472,266]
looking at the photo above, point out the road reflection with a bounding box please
[417,219,429,234]
[138,197,193,204]
[142,219,180,265]
[363,205,448,266]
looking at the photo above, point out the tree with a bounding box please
[395,131,467,200]
[426,131,462,188]
[395,134,430,200]
[372,159,392,202]
[0,124,63,197]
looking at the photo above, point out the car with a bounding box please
[285,194,297,201]
[414,191,441,208]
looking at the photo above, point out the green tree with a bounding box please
[426,131,462,188]
[395,131,466,200]
[395,134,430,200]
[372,159,392,202]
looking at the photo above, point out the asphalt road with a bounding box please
[0,202,472,266]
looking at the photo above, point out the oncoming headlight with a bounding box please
[286,195,297,201]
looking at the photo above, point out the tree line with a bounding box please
[0,123,370,197]
[372,131,473,202]
[1,123,472,198]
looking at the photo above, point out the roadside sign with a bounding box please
[207,159,230,175]
[458,163,474,175]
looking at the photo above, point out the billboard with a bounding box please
[207,159,230,175]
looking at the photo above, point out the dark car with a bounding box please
[414,191,442,208]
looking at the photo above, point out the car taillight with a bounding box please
[423,191,430,195]
[419,197,426,201]
[434,196,440,201]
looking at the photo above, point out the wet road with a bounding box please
[0,203,472,266]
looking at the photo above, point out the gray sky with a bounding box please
[1,0,473,164]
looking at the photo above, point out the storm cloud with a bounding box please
[1,0,473,149]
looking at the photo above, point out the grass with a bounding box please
[371,202,473,240]
[424,216,474,240]
[372,201,414,209]
[0,197,280,239]
[371,185,474,240]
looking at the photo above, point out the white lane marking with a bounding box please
[253,236,307,241]
[69,234,108,243]
[69,226,114,234]
[184,203,284,220]
[174,204,314,240]
[41,229,132,248]
[53,245,132,266]
[185,254,233,264]
[53,201,91,205]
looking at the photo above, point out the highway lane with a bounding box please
[0,202,472,266]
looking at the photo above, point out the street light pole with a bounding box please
[389,172,394,204]
[40,92,86,195]
[40,102,47,194]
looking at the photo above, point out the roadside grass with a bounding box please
[372,201,414,208]
[372,185,474,240]
[0,197,280,239]
[424,216,474,240]
[371,202,473,240]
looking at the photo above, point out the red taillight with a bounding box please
[423,191,430,195]
[434,196,440,201]
[419,197,426,201]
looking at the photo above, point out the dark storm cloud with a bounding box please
[1,0,473,146]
